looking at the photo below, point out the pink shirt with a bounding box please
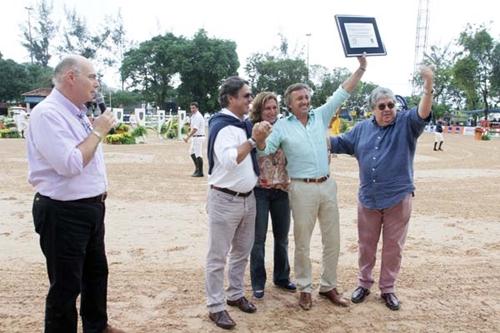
[27,89,107,201]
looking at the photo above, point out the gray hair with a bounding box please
[283,83,311,110]
[368,87,396,110]
[52,55,84,86]
[218,76,249,108]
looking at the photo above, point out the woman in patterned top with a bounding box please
[249,92,296,299]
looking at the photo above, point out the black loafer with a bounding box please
[275,281,297,292]
[351,286,370,303]
[381,293,400,311]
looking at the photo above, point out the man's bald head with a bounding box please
[53,55,93,87]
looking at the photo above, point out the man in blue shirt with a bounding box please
[330,65,434,311]
[257,56,367,311]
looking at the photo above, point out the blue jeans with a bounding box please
[250,187,291,291]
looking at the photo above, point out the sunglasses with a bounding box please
[377,102,395,111]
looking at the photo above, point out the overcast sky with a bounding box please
[1,0,499,95]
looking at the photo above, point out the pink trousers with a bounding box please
[357,193,412,294]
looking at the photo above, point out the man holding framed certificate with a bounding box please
[256,56,367,311]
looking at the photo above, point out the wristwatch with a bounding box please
[247,137,257,149]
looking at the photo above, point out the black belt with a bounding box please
[193,135,205,137]
[210,185,253,197]
[37,192,107,203]
[291,175,329,183]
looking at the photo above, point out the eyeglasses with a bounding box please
[377,102,395,111]
[242,93,253,99]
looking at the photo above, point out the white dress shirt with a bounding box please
[207,109,257,193]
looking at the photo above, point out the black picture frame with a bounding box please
[335,15,386,57]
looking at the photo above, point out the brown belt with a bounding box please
[210,185,253,197]
[291,175,329,183]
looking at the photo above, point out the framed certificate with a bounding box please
[335,15,386,57]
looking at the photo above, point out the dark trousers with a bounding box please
[250,187,291,291]
[32,193,108,333]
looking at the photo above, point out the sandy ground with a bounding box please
[0,132,499,332]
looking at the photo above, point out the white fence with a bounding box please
[124,109,188,139]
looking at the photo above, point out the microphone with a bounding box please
[95,92,107,113]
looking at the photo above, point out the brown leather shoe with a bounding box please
[319,288,349,307]
[209,310,236,330]
[102,325,126,333]
[298,292,312,310]
[226,296,257,313]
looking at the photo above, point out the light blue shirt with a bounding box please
[258,87,350,178]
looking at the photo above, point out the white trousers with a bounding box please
[189,137,205,157]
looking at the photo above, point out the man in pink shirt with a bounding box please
[27,55,123,333]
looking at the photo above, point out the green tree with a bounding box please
[110,90,143,111]
[58,8,113,69]
[245,54,307,98]
[245,34,308,103]
[25,63,53,90]
[311,67,349,107]
[453,24,499,118]
[0,58,30,102]
[490,43,500,100]
[177,29,239,113]
[108,10,132,90]
[310,67,375,118]
[453,56,480,110]
[121,33,186,109]
[417,45,457,106]
[21,0,57,67]
[411,44,458,120]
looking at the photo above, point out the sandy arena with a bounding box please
[0,132,499,332]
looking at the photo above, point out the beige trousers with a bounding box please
[289,177,340,293]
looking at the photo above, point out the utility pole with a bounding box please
[412,0,430,95]
[25,6,34,64]
[306,33,311,82]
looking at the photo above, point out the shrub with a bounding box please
[105,133,136,144]
[481,132,491,140]
[132,126,147,137]
[340,119,350,133]
[115,123,130,134]
[161,118,189,139]
[0,129,21,138]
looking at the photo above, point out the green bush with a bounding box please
[340,119,351,133]
[115,123,130,134]
[132,126,147,137]
[161,118,189,139]
[0,129,21,138]
[120,133,136,144]
[105,133,136,144]
[481,132,491,140]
